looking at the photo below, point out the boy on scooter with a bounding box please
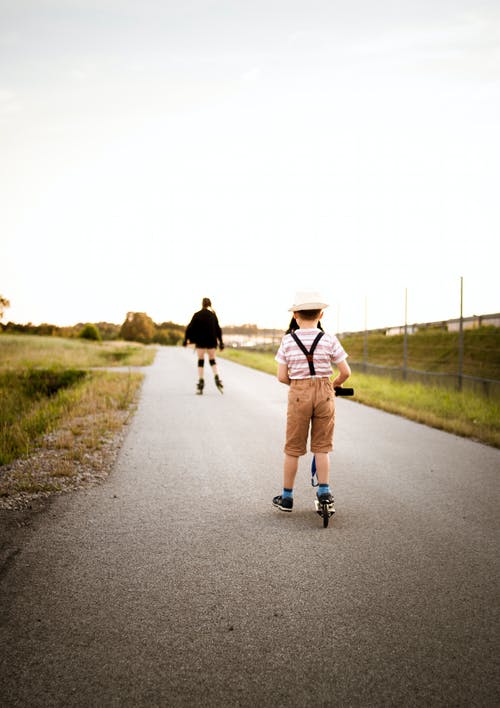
[273,291,351,513]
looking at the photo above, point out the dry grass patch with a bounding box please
[0,371,143,509]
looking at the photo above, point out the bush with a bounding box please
[21,369,87,398]
[79,323,101,341]
[152,329,183,346]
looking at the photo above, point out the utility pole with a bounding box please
[363,296,368,372]
[458,276,464,391]
[403,288,408,380]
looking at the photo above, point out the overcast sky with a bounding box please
[1,0,499,332]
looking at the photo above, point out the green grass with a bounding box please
[0,368,87,465]
[347,372,500,447]
[0,370,143,495]
[0,334,152,469]
[0,333,156,369]
[218,347,279,376]
[0,367,143,467]
[219,348,500,448]
[341,327,500,379]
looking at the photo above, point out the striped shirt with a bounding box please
[275,328,348,380]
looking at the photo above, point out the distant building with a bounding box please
[345,313,500,338]
[446,313,500,332]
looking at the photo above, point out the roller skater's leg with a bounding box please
[196,349,206,395]
[207,348,223,393]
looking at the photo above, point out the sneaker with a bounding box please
[316,492,335,514]
[272,495,293,512]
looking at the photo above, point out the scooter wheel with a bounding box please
[322,505,329,528]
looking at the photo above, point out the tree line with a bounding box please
[0,294,278,344]
[0,309,184,345]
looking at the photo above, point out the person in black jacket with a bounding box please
[183,297,224,394]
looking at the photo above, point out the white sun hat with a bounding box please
[288,290,329,312]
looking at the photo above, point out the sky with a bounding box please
[1,0,499,333]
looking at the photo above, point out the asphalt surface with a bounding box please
[1,347,499,707]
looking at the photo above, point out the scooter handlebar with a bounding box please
[334,387,354,397]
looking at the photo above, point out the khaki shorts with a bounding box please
[284,378,335,457]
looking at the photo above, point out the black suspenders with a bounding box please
[290,331,325,376]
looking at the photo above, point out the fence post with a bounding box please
[458,276,464,391]
[403,288,408,381]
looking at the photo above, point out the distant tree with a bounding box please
[120,312,155,343]
[153,328,183,346]
[79,323,102,341]
[156,320,185,334]
[223,323,259,336]
[94,322,121,340]
[35,323,59,336]
[0,294,10,321]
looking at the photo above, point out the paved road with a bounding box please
[1,347,499,707]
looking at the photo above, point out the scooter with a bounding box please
[311,386,354,527]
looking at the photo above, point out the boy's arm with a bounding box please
[277,362,291,385]
[332,359,351,388]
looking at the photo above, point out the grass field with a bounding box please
[0,333,156,369]
[0,335,155,484]
[219,348,500,448]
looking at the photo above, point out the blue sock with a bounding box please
[318,484,330,495]
[282,488,293,499]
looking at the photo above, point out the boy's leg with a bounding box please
[283,453,300,489]
[314,452,334,512]
[311,381,335,507]
[273,454,299,512]
[274,380,310,511]
[314,452,330,485]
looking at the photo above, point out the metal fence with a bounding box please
[349,361,500,399]
[226,277,499,398]
[230,327,500,399]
